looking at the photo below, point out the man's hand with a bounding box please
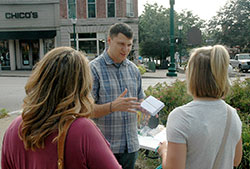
[111,88,141,113]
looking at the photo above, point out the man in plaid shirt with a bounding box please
[90,23,145,169]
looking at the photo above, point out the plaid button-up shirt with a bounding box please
[90,50,145,153]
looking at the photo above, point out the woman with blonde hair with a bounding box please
[158,45,242,169]
[1,47,121,169]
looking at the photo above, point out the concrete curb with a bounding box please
[0,74,30,77]
[0,71,31,77]
[142,76,167,79]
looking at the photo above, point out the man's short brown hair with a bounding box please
[108,23,133,39]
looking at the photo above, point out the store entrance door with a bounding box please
[20,40,39,70]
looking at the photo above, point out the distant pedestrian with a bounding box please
[1,47,121,169]
[175,52,180,69]
[158,45,242,169]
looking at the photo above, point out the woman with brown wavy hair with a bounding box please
[1,46,121,169]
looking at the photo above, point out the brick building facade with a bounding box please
[0,0,139,70]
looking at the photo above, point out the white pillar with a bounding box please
[54,36,57,48]
[97,39,99,55]
[39,39,44,60]
[9,40,16,70]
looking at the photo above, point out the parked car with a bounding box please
[230,53,250,72]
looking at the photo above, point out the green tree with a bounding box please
[207,0,250,52]
[177,10,205,55]
[139,3,170,62]
[139,3,205,63]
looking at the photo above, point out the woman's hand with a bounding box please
[158,141,168,157]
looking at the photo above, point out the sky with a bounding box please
[138,0,229,21]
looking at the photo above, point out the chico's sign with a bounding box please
[5,11,38,19]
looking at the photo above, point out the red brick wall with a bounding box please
[60,0,138,19]
[117,0,138,18]
[134,0,138,17]
[97,0,106,18]
[77,0,86,18]
[115,0,123,17]
[60,0,67,19]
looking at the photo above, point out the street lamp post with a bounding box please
[167,0,177,77]
[178,24,183,67]
[71,18,77,49]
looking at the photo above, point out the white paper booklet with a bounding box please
[141,95,165,116]
[138,125,167,151]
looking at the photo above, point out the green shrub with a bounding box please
[138,65,147,75]
[136,150,161,169]
[237,112,250,169]
[224,78,250,168]
[225,78,250,114]
[0,108,9,119]
[144,80,192,124]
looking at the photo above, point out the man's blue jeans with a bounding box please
[114,151,138,169]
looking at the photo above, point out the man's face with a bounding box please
[107,33,133,63]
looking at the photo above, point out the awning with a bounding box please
[0,30,56,40]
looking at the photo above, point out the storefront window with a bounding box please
[20,41,30,65]
[99,39,105,54]
[78,33,96,38]
[70,33,105,60]
[44,38,55,55]
[79,40,97,55]
[32,41,39,65]
[0,41,10,69]
[70,41,76,49]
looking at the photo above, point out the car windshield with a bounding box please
[238,54,250,59]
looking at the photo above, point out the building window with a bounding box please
[0,41,10,70]
[107,0,115,17]
[126,0,134,17]
[68,0,76,19]
[88,0,96,18]
[79,41,97,56]
[70,33,105,60]
[78,33,96,38]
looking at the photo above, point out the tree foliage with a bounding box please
[176,10,205,54]
[139,3,205,60]
[207,0,250,52]
[139,3,170,60]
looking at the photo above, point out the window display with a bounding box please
[0,41,10,70]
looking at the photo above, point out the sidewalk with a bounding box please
[0,70,31,77]
[142,68,185,79]
[0,68,186,78]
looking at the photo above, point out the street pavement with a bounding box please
[0,69,185,163]
[0,69,249,164]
